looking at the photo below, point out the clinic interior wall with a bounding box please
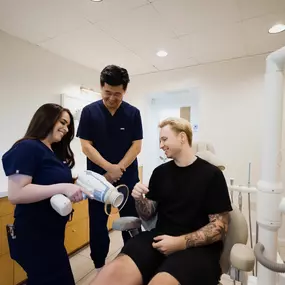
[0,30,101,191]
[127,53,285,244]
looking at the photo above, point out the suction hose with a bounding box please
[254,242,285,272]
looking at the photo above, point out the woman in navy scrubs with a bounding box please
[2,103,86,285]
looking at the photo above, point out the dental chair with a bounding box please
[112,142,256,285]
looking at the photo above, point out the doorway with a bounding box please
[142,89,200,183]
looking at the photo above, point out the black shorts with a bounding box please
[121,231,223,285]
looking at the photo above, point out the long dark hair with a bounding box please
[15,103,75,168]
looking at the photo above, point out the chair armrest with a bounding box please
[230,243,255,272]
[112,217,142,231]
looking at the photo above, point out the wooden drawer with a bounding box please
[65,218,88,254]
[0,214,14,256]
[67,200,88,227]
[0,198,14,216]
[14,261,27,285]
[0,253,13,285]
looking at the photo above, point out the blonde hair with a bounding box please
[159,117,193,146]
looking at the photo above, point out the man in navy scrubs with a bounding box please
[77,65,143,270]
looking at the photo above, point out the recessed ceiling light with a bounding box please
[156,50,168,57]
[90,0,102,2]
[269,23,285,34]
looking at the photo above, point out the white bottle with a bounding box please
[76,170,124,208]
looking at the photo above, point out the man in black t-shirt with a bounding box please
[91,117,232,285]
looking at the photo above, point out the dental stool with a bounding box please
[113,204,255,285]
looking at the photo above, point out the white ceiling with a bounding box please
[0,0,285,75]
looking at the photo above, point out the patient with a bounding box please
[90,117,233,285]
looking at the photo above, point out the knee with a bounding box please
[92,255,129,282]
[148,272,179,285]
[91,254,142,285]
[102,257,126,276]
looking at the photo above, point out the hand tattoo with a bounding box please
[135,198,157,221]
[184,212,229,248]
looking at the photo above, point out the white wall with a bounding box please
[128,55,267,186]
[0,30,101,190]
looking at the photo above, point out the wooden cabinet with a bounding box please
[65,199,89,254]
[0,197,24,285]
[1,214,14,256]
[0,199,14,217]
[13,263,26,285]
[0,197,90,285]
[0,165,144,284]
[0,253,13,285]
[65,219,89,254]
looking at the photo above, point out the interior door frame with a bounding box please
[142,89,200,183]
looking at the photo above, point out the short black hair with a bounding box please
[100,65,130,90]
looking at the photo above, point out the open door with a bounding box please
[142,90,199,183]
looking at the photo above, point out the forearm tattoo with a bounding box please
[135,198,157,221]
[184,212,229,248]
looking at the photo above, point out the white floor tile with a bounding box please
[78,246,91,259]
[70,254,94,283]
[77,230,124,260]
[76,269,97,285]
[106,248,122,263]
[74,230,123,284]
[108,230,124,256]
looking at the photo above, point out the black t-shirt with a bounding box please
[146,157,232,236]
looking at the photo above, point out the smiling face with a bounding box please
[49,111,70,143]
[101,83,125,111]
[159,125,184,159]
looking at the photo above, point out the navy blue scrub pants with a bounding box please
[88,192,139,268]
[8,225,75,285]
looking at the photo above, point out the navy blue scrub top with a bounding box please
[2,139,73,234]
[76,100,143,188]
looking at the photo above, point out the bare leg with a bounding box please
[148,272,180,285]
[89,254,143,285]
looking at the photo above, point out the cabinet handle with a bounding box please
[72,229,76,232]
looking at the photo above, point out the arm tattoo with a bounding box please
[184,212,229,248]
[135,198,157,221]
